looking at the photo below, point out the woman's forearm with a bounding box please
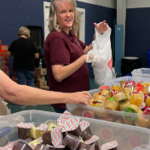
[52,55,87,82]
[0,70,91,105]
[9,85,68,105]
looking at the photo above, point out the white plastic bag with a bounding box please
[86,25,113,87]
[0,97,11,117]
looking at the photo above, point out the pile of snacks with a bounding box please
[71,81,150,128]
[0,111,118,150]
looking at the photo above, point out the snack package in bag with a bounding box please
[86,23,113,87]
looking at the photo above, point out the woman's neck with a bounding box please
[20,35,27,39]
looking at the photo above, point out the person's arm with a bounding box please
[52,54,87,82]
[35,53,39,59]
[0,70,91,105]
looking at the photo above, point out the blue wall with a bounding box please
[0,0,116,78]
[125,8,150,67]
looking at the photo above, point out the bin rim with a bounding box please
[122,57,139,60]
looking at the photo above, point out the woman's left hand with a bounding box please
[94,20,109,34]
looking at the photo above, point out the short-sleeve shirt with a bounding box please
[44,31,90,109]
[8,37,37,70]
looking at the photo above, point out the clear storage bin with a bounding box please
[103,76,150,88]
[132,68,150,78]
[67,76,150,130]
[0,110,150,150]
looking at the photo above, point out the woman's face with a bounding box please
[56,1,74,34]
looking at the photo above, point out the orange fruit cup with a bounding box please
[129,93,144,108]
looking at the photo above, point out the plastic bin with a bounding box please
[103,76,150,88]
[132,68,150,78]
[0,110,150,149]
[67,76,150,128]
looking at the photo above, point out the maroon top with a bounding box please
[44,31,90,109]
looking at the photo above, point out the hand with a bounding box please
[94,20,109,34]
[67,91,92,105]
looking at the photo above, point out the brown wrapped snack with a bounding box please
[12,141,32,150]
[68,125,82,137]
[80,121,93,140]
[18,127,30,140]
[42,131,52,144]
[76,143,95,150]
[63,133,80,150]
[34,144,49,150]
[25,138,33,143]
[16,122,35,140]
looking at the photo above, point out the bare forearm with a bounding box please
[53,55,86,82]
[9,86,68,105]
[0,70,67,105]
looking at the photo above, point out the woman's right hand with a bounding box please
[82,54,94,62]
[66,91,92,105]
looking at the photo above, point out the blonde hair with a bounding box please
[17,26,30,38]
[48,0,80,34]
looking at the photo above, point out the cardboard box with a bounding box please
[34,74,45,82]
[35,68,47,75]
[40,86,49,90]
[35,80,47,87]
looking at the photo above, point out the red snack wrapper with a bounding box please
[16,122,35,129]
[80,121,90,132]
[85,135,99,145]
[37,123,47,131]
[0,142,13,150]
[124,81,136,88]
[61,117,80,132]
[57,110,73,127]
[112,90,117,96]
[51,127,63,146]
[85,135,100,150]
[101,140,118,150]
[143,106,150,115]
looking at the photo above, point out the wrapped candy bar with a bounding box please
[16,122,35,140]
[42,126,63,146]
[101,140,118,150]
[85,135,100,150]
[63,133,81,150]
[80,121,92,140]
[76,143,95,150]
[12,141,32,150]
[34,144,49,150]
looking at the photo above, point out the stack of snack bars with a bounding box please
[0,40,9,76]
[34,68,49,90]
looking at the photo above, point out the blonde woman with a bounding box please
[9,27,39,87]
[44,0,108,113]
